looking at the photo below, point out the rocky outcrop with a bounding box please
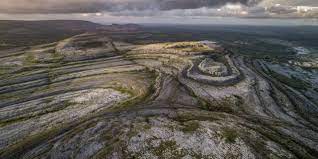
[186,54,242,86]
[55,33,118,62]
[198,59,228,76]
[0,33,317,159]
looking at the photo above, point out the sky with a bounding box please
[0,0,318,25]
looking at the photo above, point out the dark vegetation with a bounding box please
[80,41,105,48]
[221,127,239,143]
[268,70,311,90]
[0,20,103,50]
[181,121,200,133]
[2,20,317,60]
[108,24,318,59]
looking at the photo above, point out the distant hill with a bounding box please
[0,20,104,50]
[102,24,142,32]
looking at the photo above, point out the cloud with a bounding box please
[258,0,318,7]
[0,0,260,14]
[93,2,318,19]
[0,0,317,18]
[109,4,251,17]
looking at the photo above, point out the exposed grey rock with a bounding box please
[0,33,317,159]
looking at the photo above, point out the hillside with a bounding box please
[0,30,318,158]
[0,20,104,50]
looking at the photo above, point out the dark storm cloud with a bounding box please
[157,0,259,10]
[0,0,261,14]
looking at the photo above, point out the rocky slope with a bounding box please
[0,32,318,159]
